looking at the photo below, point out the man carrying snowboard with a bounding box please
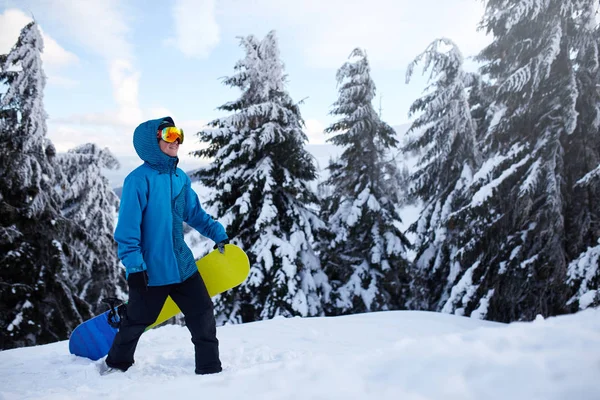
[105,116,228,375]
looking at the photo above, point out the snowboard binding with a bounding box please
[102,297,126,329]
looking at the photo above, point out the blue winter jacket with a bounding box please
[114,116,228,286]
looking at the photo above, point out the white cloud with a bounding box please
[41,30,79,68]
[0,9,32,54]
[46,75,79,88]
[49,60,143,132]
[43,0,133,61]
[47,122,131,155]
[148,107,176,121]
[0,8,79,70]
[8,0,493,175]
[110,59,143,126]
[48,124,81,153]
[0,9,29,53]
[53,112,133,130]
[221,0,490,70]
[53,1,140,123]
[20,0,144,131]
[304,119,327,145]
[179,119,209,135]
[174,118,211,158]
[167,0,220,58]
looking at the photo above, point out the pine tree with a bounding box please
[191,31,328,324]
[467,74,497,146]
[0,23,52,217]
[56,143,126,313]
[403,39,482,311]
[437,0,586,321]
[0,22,91,349]
[564,0,600,311]
[320,48,411,315]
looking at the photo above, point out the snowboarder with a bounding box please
[104,116,229,375]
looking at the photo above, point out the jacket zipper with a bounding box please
[170,161,182,283]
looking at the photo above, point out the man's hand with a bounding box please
[213,239,230,254]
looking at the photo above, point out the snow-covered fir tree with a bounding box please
[56,144,126,313]
[191,31,328,324]
[0,22,93,348]
[319,48,411,315]
[435,0,599,321]
[467,73,497,146]
[403,39,482,311]
[564,0,600,311]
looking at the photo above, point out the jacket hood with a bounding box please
[133,116,178,173]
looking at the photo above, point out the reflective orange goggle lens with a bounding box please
[160,126,184,144]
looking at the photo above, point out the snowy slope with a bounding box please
[1,309,599,400]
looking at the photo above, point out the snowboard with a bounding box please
[69,244,249,361]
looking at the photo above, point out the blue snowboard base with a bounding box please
[69,307,121,361]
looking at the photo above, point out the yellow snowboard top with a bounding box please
[147,244,249,329]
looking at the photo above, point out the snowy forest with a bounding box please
[1,0,599,351]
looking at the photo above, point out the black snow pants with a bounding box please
[105,271,221,374]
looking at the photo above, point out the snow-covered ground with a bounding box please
[1,309,599,400]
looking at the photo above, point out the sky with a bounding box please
[1,308,599,399]
[0,0,491,186]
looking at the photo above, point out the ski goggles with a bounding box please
[159,126,184,144]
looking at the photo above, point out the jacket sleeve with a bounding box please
[114,175,148,276]
[184,179,228,243]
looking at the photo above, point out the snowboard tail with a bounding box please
[69,244,249,360]
[69,307,123,361]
